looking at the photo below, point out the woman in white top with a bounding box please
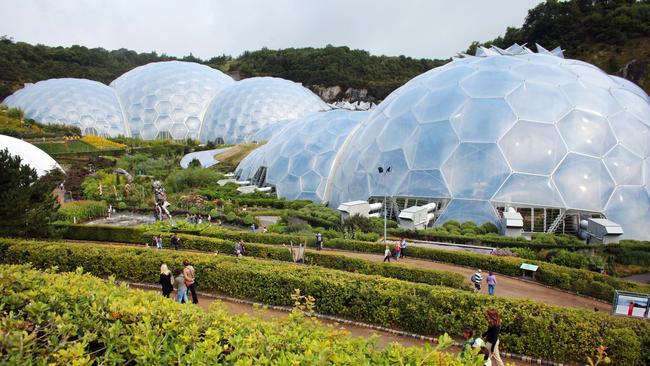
[383,246,392,263]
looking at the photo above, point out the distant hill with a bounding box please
[1,0,648,103]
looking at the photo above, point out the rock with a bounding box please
[617,59,647,83]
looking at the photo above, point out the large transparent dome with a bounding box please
[111,61,234,140]
[0,134,63,176]
[237,110,368,202]
[2,78,126,137]
[199,77,329,144]
[326,45,650,239]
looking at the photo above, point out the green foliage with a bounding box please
[2,239,649,364]
[6,107,23,119]
[550,249,589,269]
[0,264,463,365]
[163,167,222,193]
[507,247,538,260]
[80,170,149,208]
[58,224,469,290]
[116,152,180,178]
[188,157,202,168]
[57,200,107,223]
[117,201,127,210]
[33,140,99,155]
[0,149,63,237]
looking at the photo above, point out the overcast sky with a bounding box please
[0,0,544,60]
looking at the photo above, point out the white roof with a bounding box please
[0,135,63,176]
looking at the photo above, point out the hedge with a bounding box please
[1,239,648,364]
[0,264,462,365]
[57,200,108,223]
[57,224,469,290]
[59,224,650,302]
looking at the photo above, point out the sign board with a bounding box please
[612,291,649,319]
[519,263,539,272]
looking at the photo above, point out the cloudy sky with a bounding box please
[1,0,543,60]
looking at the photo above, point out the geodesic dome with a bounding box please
[237,110,368,202]
[199,77,329,144]
[326,44,650,240]
[2,78,127,137]
[110,61,234,140]
[0,134,63,176]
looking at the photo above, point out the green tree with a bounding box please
[0,148,63,237]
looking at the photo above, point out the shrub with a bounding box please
[2,239,648,364]
[550,250,589,269]
[0,264,462,365]
[164,168,222,193]
[57,200,107,223]
[506,247,537,260]
[117,201,127,210]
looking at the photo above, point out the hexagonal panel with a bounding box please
[499,121,566,175]
[376,111,418,152]
[169,123,188,140]
[552,153,615,212]
[442,143,510,199]
[556,110,616,157]
[604,145,643,185]
[507,82,571,123]
[412,85,468,123]
[608,112,650,158]
[369,149,409,197]
[460,70,522,98]
[435,199,500,227]
[611,88,650,126]
[561,82,622,117]
[605,186,650,240]
[395,169,450,198]
[492,173,564,207]
[404,121,459,170]
[451,98,517,142]
[288,153,314,177]
[300,171,322,193]
[512,62,578,85]
[419,66,476,90]
[382,86,428,118]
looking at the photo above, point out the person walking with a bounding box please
[487,272,497,295]
[482,309,505,366]
[171,233,181,251]
[471,269,483,292]
[174,269,188,304]
[393,241,401,261]
[315,232,323,251]
[156,235,163,249]
[383,246,392,263]
[399,238,407,258]
[183,260,198,304]
[159,264,174,298]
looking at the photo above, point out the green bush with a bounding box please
[60,224,468,290]
[117,201,127,210]
[550,250,589,269]
[506,247,537,260]
[2,239,649,364]
[164,168,222,193]
[0,264,462,365]
[57,200,107,223]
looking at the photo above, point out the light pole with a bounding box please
[378,166,391,243]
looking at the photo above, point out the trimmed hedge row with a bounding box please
[58,224,469,290]
[2,265,459,364]
[1,239,648,365]
[59,224,650,302]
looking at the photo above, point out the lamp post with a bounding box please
[378,166,391,243]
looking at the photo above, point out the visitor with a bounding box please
[197,215,203,224]
[315,232,323,250]
[251,223,256,233]
[393,241,401,261]
[399,238,407,258]
[174,269,188,304]
[159,264,173,298]
[460,327,477,358]
[482,309,505,366]
[149,235,157,248]
[235,240,246,257]
[383,246,391,263]
[183,260,198,304]
[487,272,497,295]
[171,233,181,251]
[471,269,483,292]
[156,235,163,249]
[207,214,212,222]
[262,226,268,233]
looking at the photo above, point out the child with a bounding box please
[461,327,476,358]
[174,269,188,304]
[393,241,401,261]
[383,246,391,262]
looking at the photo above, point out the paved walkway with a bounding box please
[180,147,233,168]
[333,249,609,311]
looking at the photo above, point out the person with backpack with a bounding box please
[393,241,401,261]
[183,260,198,304]
[315,232,323,251]
[471,269,483,292]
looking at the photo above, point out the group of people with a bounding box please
[471,269,498,295]
[148,233,183,250]
[461,309,505,366]
[159,260,198,304]
[383,238,408,262]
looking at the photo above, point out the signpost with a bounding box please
[612,290,649,318]
[520,263,539,279]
